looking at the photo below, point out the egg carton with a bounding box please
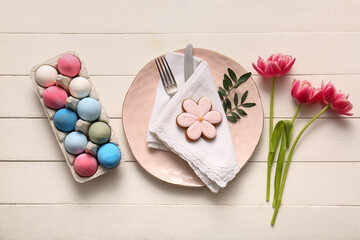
[30,51,122,183]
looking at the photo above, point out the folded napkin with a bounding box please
[147,52,240,192]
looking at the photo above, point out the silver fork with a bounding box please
[155,56,178,96]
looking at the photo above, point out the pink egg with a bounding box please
[74,153,98,177]
[58,54,81,77]
[43,86,68,109]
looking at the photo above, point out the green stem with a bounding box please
[266,77,276,201]
[272,104,301,207]
[271,104,330,226]
[292,104,302,124]
[269,77,276,143]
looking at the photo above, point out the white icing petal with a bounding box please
[197,97,212,117]
[201,121,217,139]
[186,121,202,141]
[177,113,198,127]
[182,99,200,116]
[203,110,222,124]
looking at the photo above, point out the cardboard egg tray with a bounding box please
[30,51,121,183]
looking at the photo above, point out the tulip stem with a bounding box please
[272,104,301,207]
[271,104,330,226]
[266,76,276,201]
[269,77,276,143]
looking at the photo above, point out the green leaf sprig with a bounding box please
[218,68,256,123]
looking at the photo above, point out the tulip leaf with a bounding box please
[234,93,238,106]
[241,90,248,104]
[228,68,237,82]
[273,120,293,207]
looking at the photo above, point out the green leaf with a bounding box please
[222,101,227,112]
[238,72,251,83]
[224,75,233,87]
[242,103,256,108]
[241,90,248,104]
[227,116,237,122]
[223,79,229,91]
[228,68,237,82]
[218,87,226,96]
[218,92,224,101]
[237,108,247,116]
[224,74,232,85]
[226,98,232,110]
[234,82,242,89]
[231,112,241,119]
[272,120,293,207]
[234,93,238,106]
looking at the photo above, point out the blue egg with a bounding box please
[64,131,88,155]
[97,143,121,168]
[77,97,101,121]
[54,108,78,132]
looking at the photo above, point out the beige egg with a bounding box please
[69,77,92,99]
[35,65,58,88]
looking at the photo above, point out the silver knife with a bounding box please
[184,44,194,81]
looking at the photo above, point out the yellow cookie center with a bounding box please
[198,116,204,122]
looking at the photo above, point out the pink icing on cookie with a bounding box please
[176,97,222,141]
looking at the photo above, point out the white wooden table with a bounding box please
[0,1,359,239]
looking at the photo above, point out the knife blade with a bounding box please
[184,44,194,81]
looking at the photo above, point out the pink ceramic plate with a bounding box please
[122,48,264,187]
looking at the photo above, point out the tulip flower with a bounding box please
[320,80,337,104]
[253,53,296,201]
[330,91,353,116]
[252,53,296,78]
[291,79,322,105]
[271,82,353,226]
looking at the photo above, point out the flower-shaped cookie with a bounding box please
[176,97,222,141]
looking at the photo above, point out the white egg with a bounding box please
[35,65,58,88]
[69,77,91,99]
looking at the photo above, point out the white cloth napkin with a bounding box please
[147,52,240,192]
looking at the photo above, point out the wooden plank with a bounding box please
[0,118,358,162]
[0,206,359,240]
[1,0,359,33]
[0,75,358,118]
[0,118,132,161]
[0,162,359,205]
[1,33,360,75]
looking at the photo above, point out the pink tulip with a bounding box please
[291,79,322,105]
[252,53,296,78]
[320,81,336,104]
[330,91,353,116]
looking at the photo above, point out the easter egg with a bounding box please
[69,77,91,99]
[43,86,68,110]
[58,54,81,77]
[64,131,88,155]
[54,109,78,132]
[73,153,98,177]
[77,97,101,121]
[97,143,121,168]
[88,121,111,144]
[35,65,58,87]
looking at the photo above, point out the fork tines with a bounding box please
[155,56,177,96]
